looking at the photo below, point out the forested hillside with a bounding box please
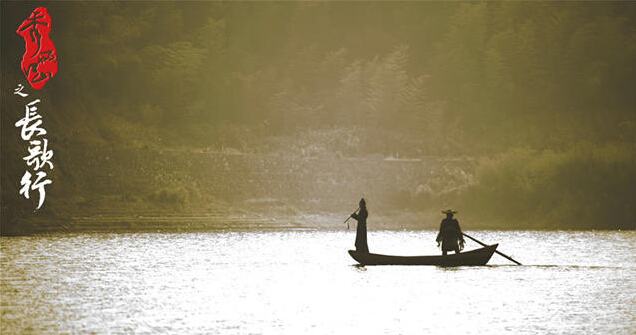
[2,2,634,233]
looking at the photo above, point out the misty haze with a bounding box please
[2,2,636,335]
[2,1,635,234]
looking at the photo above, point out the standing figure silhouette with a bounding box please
[351,198,369,253]
[436,209,465,255]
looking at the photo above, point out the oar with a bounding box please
[344,207,360,230]
[461,232,522,265]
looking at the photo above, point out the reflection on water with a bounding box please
[1,230,635,334]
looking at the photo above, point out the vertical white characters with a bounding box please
[14,91,54,210]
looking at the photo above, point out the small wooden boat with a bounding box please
[348,244,498,266]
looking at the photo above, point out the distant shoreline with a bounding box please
[2,213,633,237]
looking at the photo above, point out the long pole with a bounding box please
[461,232,522,265]
[344,207,360,230]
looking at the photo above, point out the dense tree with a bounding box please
[2,1,634,232]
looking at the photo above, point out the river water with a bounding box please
[1,230,634,334]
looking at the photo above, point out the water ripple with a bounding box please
[1,230,635,334]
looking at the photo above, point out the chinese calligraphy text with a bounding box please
[16,7,58,90]
[13,86,54,210]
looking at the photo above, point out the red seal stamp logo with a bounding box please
[16,7,58,90]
